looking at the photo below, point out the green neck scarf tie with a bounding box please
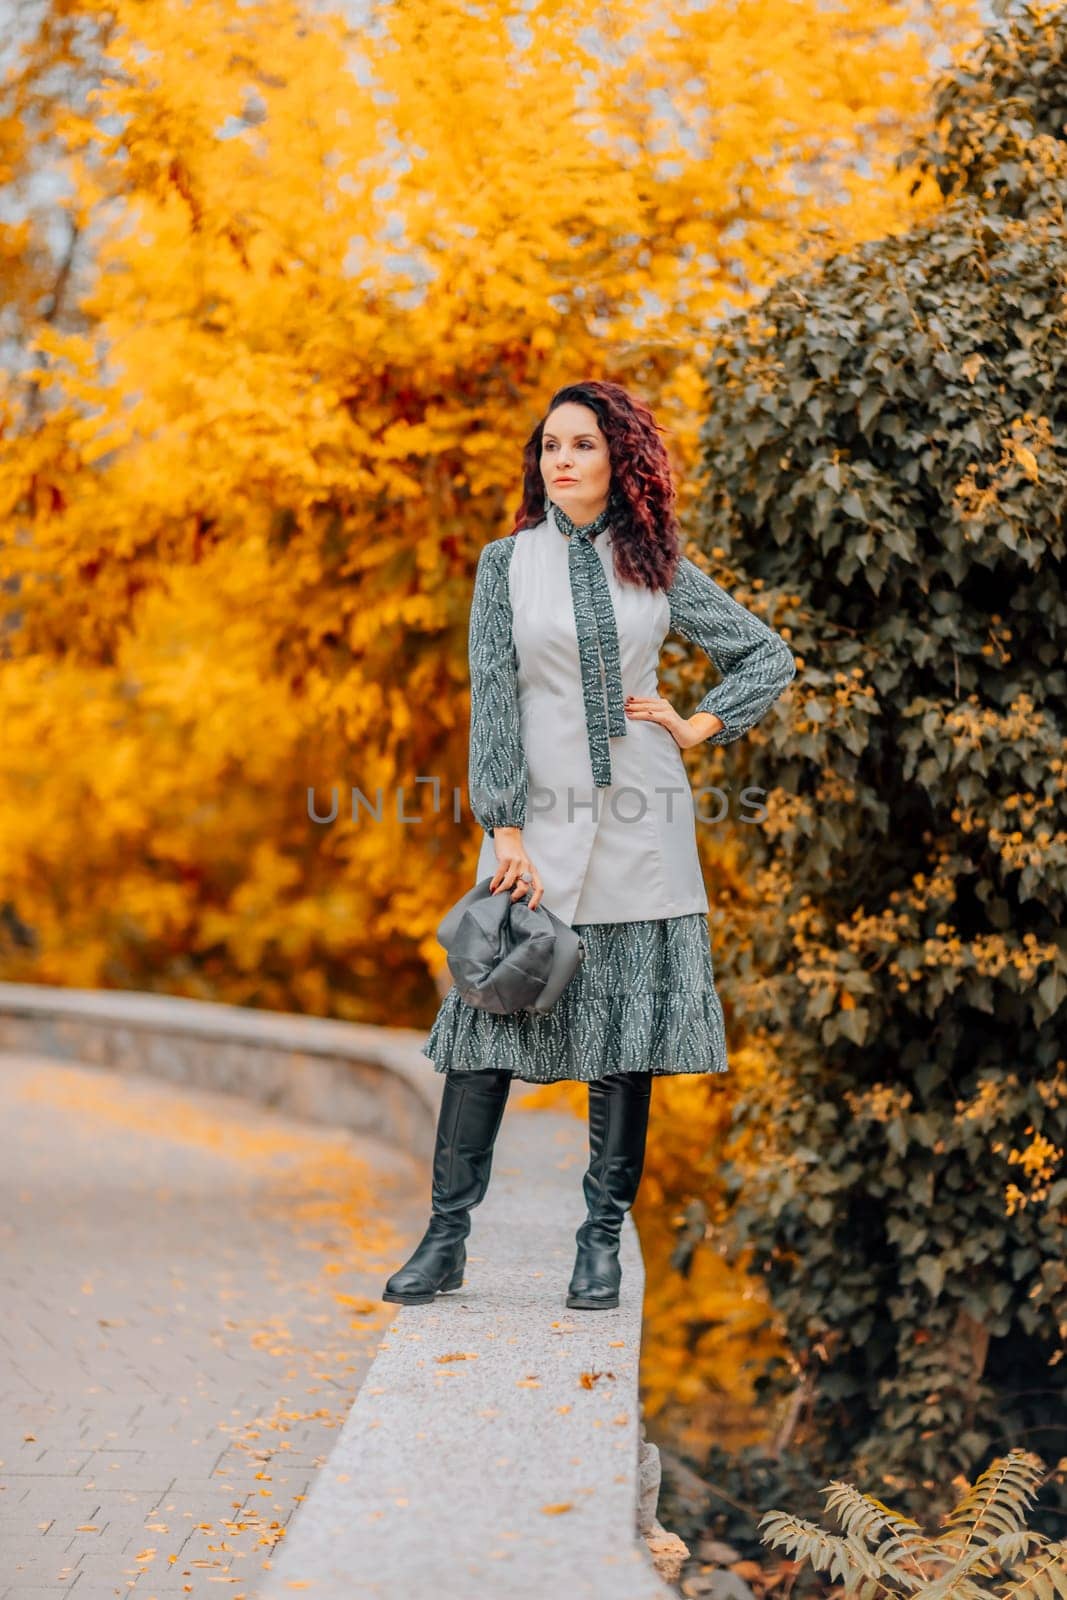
[547,497,627,787]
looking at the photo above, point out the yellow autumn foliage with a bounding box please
[0,0,983,1432]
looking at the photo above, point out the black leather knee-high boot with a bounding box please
[382,1067,513,1306]
[566,1070,652,1311]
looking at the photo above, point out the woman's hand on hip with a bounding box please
[490,828,544,910]
[625,693,716,750]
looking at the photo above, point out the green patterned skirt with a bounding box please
[422,912,729,1084]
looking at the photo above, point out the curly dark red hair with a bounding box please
[511,380,682,592]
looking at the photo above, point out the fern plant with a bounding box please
[758,1450,1067,1600]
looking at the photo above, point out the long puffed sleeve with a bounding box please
[667,555,796,746]
[467,538,528,834]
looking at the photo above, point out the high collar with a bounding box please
[548,496,612,543]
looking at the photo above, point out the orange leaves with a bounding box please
[578,1370,615,1389]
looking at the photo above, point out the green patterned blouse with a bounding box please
[467,505,796,836]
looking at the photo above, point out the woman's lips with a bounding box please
[555,477,577,484]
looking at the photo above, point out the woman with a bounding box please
[383,380,796,1311]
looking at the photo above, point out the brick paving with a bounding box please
[0,1052,426,1599]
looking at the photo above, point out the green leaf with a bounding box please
[916,1255,944,1298]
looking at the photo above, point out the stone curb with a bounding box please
[0,980,439,1158]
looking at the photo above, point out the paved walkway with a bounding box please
[0,1052,426,1599]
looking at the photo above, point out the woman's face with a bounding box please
[540,402,612,525]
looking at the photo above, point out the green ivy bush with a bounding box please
[684,0,1067,1529]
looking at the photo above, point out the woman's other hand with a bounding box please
[625,694,724,749]
[490,827,544,910]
